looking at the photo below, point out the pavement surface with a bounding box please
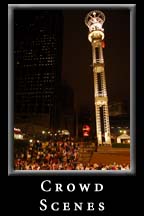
[90,146,130,165]
[78,145,130,165]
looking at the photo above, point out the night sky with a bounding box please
[62,9,130,110]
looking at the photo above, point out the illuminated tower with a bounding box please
[85,10,111,145]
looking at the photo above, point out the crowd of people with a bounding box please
[75,162,130,170]
[14,140,80,170]
[14,140,130,170]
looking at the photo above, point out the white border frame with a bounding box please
[8,4,136,176]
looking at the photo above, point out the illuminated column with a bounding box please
[85,10,111,145]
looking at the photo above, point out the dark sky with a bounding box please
[62,9,130,110]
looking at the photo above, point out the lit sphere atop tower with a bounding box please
[85,10,105,41]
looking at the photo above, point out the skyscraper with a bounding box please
[14,9,63,131]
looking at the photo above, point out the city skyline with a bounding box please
[13,7,130,135]
[14,8,130,113]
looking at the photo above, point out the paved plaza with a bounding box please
[79,145,130,165]
[90,146,130,165]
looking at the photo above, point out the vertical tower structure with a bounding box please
[85,10,111,145]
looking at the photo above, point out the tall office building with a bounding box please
[14,10,63,131]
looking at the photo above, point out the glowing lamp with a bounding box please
[102,40,105,48]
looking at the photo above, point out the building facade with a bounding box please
[14,10,63,131]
